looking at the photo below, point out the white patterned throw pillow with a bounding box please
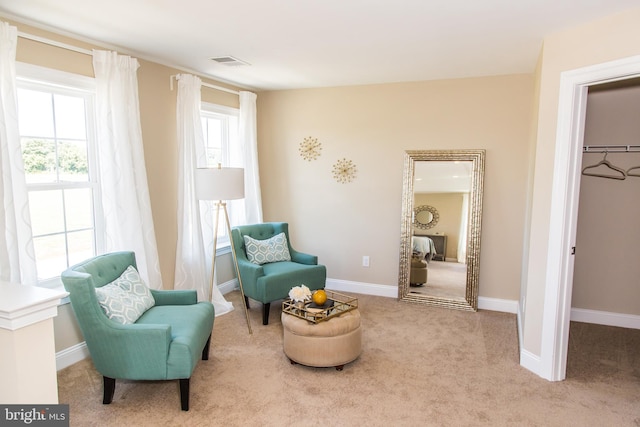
[244,232,292,265]
[95,265,155,324]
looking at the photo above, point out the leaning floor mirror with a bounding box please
[397,149,485,311]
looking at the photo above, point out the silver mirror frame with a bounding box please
[397,149,485,311]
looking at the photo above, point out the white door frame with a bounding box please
[540,55,640,381]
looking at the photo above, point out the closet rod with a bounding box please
[17,31,92,56]
[583,145,640,153]
[169,74,240,96]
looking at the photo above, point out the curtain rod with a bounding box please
[169,74,240,96]
[583,145,640,153]
[17,31,93,56]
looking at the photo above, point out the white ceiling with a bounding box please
[0,1,637,91]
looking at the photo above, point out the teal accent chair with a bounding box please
[61,251,214,411]
[231,222,326,325]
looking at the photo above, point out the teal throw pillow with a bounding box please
[95,265,155,324]
[244,232,292,265]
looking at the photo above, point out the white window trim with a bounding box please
[16,63,100,299]
[201,102,239,116]
[17,62,95,92]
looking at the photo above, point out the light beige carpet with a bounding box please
[57,291,640,426]
[411,260,466,300]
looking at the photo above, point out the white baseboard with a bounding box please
[478,296,518,313]
[325,278,398,298]
[519,347,543,378]
[218,278,238,295]
[56,341,89,371]
[326,278,518,314]
[570,307,640,329]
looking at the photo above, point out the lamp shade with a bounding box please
[194,167,245,201]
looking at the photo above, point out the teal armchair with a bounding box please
[61,251,214,411]
[231,222,326,325]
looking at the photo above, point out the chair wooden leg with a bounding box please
[103,376,115,404]
[244,295,250,308]
[179,378,190,411]
[262,302,271,325]
[202,334,212,360]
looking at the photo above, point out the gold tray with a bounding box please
[282,290,358,323]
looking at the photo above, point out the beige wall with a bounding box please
[522,7,640,355]
[257,75,534,298]
[52,304,84,352]
[572,82,640,315]
[414,193,463,260]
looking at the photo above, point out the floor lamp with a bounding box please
[195,165,252,334]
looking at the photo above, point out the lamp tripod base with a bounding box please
[209,201,252,334]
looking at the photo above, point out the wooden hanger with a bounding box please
[581,152,627,180]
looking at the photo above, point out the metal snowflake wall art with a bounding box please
[332,158,357,183]
[299,136,322,161]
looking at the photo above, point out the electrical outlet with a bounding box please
[362,256,370,267]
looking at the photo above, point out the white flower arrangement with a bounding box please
[288,284,311,302]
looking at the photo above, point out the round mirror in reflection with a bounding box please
[414,205,439,229]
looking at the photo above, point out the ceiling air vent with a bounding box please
[209,56,250,67]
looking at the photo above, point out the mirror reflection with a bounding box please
[398,150,485,311]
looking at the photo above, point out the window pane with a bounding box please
[205,117,222,146]
[54,94,87,140]
[67,230,94,266]
[29,190,64,236]
[206,147,223,166]
[228,116,241,165]
[17,89,55,137]
[203,117,223,166]
[64,188,93,231]
[21,138,56,184]
[58,140,89,181]
[33,234,66,280]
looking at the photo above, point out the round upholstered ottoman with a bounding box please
[281,309,362,371]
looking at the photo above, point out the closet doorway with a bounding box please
[540,55,640,382]
[567,77,640,379]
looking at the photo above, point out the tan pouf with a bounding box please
[282,308,362,370]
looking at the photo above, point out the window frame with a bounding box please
[16,63,103,289]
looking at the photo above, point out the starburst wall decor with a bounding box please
[299,136,322,161]
[332,158,357,183]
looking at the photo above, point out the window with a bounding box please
[201,103,239,167]
[201,103,239,246]
[16,64,101,287]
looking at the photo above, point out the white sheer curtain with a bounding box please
[174,74,233,314]
[92,50,162,289]
[238,91,263,224]
[0,22,37,285]
[457,192,469,263]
